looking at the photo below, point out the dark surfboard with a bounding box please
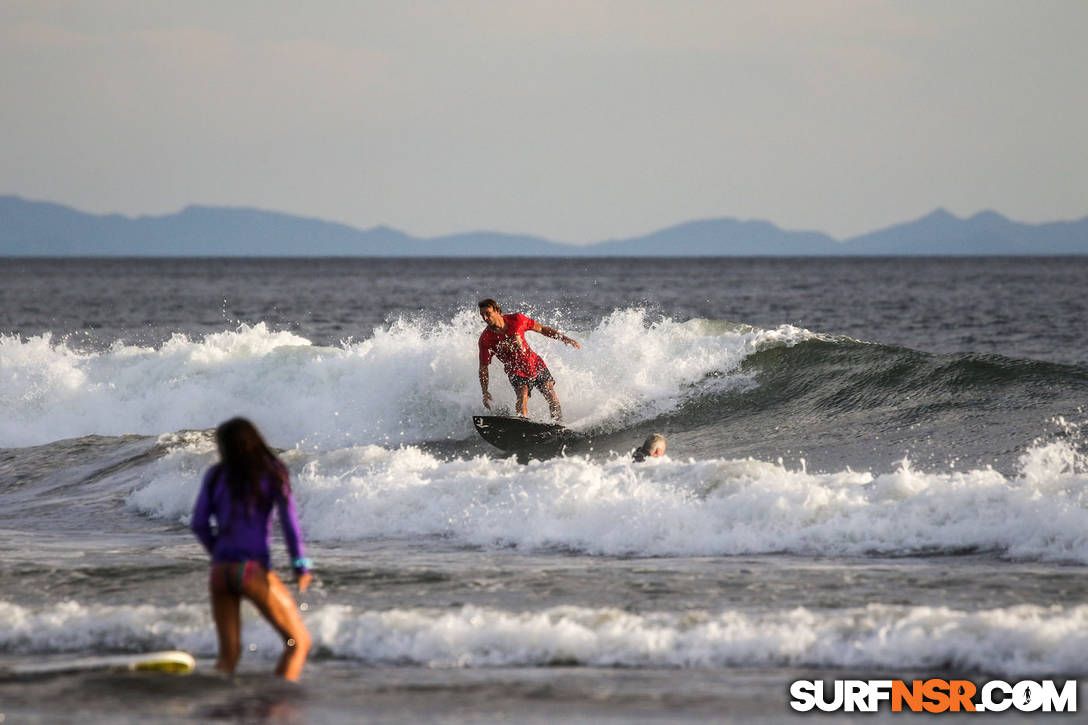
[473,415,584,458]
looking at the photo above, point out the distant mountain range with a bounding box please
[2,195,1086,256]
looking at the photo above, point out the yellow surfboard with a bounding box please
[2,650,195,677]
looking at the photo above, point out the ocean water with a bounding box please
[1,256,1087,723]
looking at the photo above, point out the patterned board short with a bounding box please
[507,364,554,397]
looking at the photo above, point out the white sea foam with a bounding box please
[0,599,215,656]
[0,311,807,448]
[129,434,1088,563]
[2,599,1085,676]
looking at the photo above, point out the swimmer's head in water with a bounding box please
[633,433,666,461]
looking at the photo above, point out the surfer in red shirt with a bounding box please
[478,298,580,422]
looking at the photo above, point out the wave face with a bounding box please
[737,336,1088,425]
[2,599,1085,677]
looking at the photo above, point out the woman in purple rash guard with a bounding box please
[191,417,312,681]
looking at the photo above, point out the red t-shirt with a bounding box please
[479,313,544,378]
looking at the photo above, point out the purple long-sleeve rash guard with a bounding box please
[191,463,309,574]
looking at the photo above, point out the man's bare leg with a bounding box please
[541,382,562,422]
[515,385,530,417]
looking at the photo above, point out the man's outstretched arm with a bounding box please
[532,321,580,349]
[479,364,492,409]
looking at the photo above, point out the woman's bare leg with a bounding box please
[210,583,242,673]
[242,569,311,681]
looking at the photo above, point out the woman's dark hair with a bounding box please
[215,417,289,507]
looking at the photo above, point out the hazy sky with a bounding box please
[3,1,1086,243]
